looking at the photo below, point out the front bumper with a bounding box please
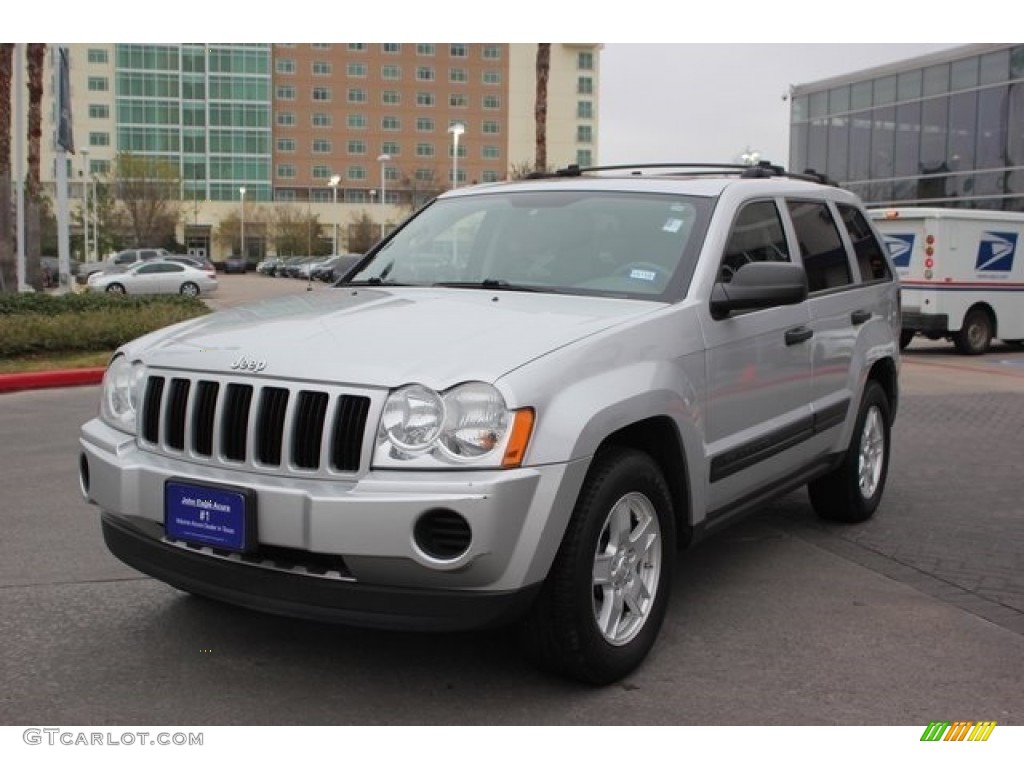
[81,418,589,629]
[101,512,541,631]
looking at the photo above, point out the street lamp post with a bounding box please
[80,148,90,262]
[328,174,341,254]
[376,153,390,211]
[447,123,465,189]
[239,186,246,259]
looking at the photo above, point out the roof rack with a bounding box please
[528,161,837,186]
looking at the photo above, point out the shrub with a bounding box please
[0,294,210,357]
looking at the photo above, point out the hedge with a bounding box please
[0,294,210,357]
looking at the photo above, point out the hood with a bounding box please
[125,287,663,389]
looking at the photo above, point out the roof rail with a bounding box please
[532,160,838,186]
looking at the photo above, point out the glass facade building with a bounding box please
[790,44,1024,211]
[116,44,272,202]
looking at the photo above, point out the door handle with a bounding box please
[851,309,872,325]
[784,326,814,346]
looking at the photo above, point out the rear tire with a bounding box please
[180,281,200,297]
[808,380,891,524]
[105,283,125,295]
[953,308,992,355]
[519,448,675,685]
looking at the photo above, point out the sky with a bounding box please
[597,43,962,167]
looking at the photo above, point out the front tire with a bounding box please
[953,308,992,355]
[520,448,675,685]
[809,380,891,523]
[105,283,125,295]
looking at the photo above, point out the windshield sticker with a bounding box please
[663,218,684,233]
[629,269,657,281]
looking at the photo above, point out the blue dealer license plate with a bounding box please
[164,480,255,552]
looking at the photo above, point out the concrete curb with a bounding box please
[0,368,105,394]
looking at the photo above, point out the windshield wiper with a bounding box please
[432,279,552,293]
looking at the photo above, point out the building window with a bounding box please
[347,88,366,103]
[578,76,593,95]
[312,112,332,127]
[449,168,467,184]
[382,141,400,156]
[312,138,332,153]
[483,70,501,85]
[89,132,110,147]
[90,159,110,175]
[482,45,501,60]
[577,125,593,143]
[311,43,331,50]
[276,111,296,126]
[276,59,295,74]
[483,94,500,110]
[384,166,400,182]
[382,90,401,105]
[314,61,333,76]
[382,64,401,80]
[277,164,296,178]
[416,91,435,107]
[416,143,435,158]
[87,76,108,92]
[577,101,593,119]
[576,149,592,166]
[578,51,594,70]
[482,145,500,159]
[416,44,435,56]
[313,87,332,102]
[482,170,500,183]
[450,44,468,58]
[276,85,295,100]
[310,189,331,202]
[346,62,365,78]
[382,44,401,54]
[347,139,367,155]
[482,120,500,135]
[347,113,366,129]
[312,165,331,180]
[277,137,296,152]
[448,143,467,159]
[348,165,367,180]
[275,189,296,201]
[449,68,468,83]
[347,44,366,52]
[449,93,468,108]
[87,48,108,64]
[416,117,435,132]
[416,66,435,81]
[382,116,401,131]
[414,167,434,181]
[88,104,109,119]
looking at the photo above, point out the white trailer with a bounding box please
[869,207,1024,354]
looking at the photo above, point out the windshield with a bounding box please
[347,190,712,300]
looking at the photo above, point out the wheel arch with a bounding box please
[866,356,899,422]
[592,416,694,550]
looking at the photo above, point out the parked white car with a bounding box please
[86,259,218,297]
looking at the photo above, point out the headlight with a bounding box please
[374,382,532,468]
[100,355,146,434]
[378,384,445,455]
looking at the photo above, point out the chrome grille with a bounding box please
[139,373,372,476]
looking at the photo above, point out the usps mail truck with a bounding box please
[869,208,1024,354]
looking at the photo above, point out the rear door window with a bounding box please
[787,200,852,293]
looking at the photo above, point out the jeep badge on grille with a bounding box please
[230,355,267,373]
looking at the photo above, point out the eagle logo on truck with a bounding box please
[883,234,914,269]
[975,231,1018,272]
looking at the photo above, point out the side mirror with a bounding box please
[710,261,808,319]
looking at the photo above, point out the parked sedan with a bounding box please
[86,260,218,297]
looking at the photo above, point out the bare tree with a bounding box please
[0,44,14,292]
[535,43,551,174]
[112,153,181,247]
[270,205,327,256]
[347,210,380,254]
[399,170,444,214]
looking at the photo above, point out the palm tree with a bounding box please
[534,44,550,175]
[24,43,46,289]
[0,44,14,292]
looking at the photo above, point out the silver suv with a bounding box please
[79,162,900,684]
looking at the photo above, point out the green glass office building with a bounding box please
[790,44,1024,211]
